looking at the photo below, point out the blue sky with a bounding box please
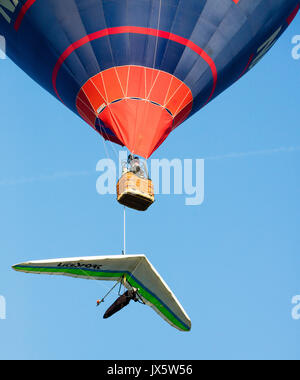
[0,18,300,360]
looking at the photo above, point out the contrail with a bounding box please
[204,146,300,161]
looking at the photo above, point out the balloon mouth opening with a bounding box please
[76,65,193,158]
[96,98,175,158]
[96,97,173,118]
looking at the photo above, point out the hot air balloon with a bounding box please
[0,0,299,210]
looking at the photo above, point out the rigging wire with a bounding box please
[122,206,126,255]
[96,280,121,305]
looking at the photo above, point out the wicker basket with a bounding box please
[117,171,154,211]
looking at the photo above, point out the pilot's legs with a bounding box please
[103,291,132,319]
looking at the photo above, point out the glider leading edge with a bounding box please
[12,254,191,332]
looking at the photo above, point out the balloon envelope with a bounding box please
[1,0,299,157]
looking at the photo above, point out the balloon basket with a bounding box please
[116,172,154,211]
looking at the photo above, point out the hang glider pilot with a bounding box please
[97,288,139,319]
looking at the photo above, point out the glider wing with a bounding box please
[12,254,191,332]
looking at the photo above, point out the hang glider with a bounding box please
[12,254,191,332]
